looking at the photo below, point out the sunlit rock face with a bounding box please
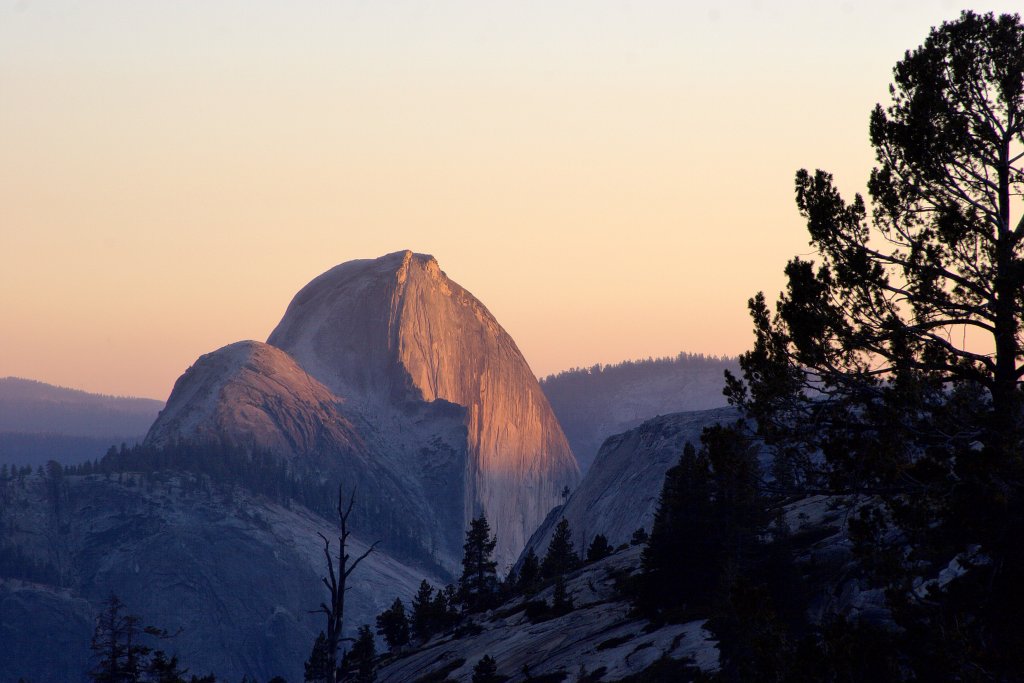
[148,251,577,570]
[268,250,580,568]
[146,340,364,458]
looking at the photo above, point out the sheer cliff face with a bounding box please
[268,250,580,568]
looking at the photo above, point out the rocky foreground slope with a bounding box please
[374,546,718,682]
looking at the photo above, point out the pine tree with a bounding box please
[428,587,450,634]
[459,515,498,612]
[630,527,648,546]
[585,534,613,563]
[551,575,573,615]
[305,631,333,683]
[540,519,579,579]
[374,598,410,650]
[641,448,708,613]
[90,594,149,683]
[410,581,436,642]
[471,654,501,683]
[144,651,191,683]
[438,584,460,628]
[721,12,1024,677]
[340,624,376,683]
[88,594,208,683]
[636,432,766,621]
[516,547,540,593]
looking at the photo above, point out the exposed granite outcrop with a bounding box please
[0,472,441,683]
[375,546,718,682]
[268,251,580,569]
[522,408,739,563]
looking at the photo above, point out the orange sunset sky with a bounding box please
[2,1,1020,400]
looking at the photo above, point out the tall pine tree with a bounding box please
[410,581,436,642]
[459,514,498,612]
[540,518,580,579]
[304,631,333,683]
[340,624,376,683]
[374,598,410,650]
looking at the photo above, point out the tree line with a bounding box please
[631,10,1024,681]
[311,509,626,682]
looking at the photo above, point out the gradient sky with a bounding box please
[2,1,1020,400]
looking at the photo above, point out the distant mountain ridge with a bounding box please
[0,377,164,466]
[0,377,163,436]
[539,353,739,473]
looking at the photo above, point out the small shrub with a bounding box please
[595,635,633,651]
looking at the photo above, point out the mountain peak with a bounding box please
[145,340,364,458]
[268,253,579,567]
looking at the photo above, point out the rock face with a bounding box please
[146,340,364,458]
[267,251,579,568]
[522,408,739,563]
[145,251,577,571]
[374,546,718,682]
[0,473,442,683]
[146,339,468,572]
[539,355,738,473]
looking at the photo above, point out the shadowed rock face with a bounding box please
[268,251,580,569]
[146,339,468,573]
[521,407,739,564]
[0,474,443,683]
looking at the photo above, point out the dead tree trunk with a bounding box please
[313,485,378,683]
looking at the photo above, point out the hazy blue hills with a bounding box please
[539,353,738,473]
[0,377,163,467]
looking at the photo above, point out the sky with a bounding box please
[2,1,1021,400]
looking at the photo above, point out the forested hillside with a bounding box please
[540,353,737,472]
[0,378,163,467]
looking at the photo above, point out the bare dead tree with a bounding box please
[311,484,378,683]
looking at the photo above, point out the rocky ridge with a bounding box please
[522,407,739,563]
[539,356,738,473]
[374,546,718,682]
[258,250,580,569]
[0,471,440,683]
